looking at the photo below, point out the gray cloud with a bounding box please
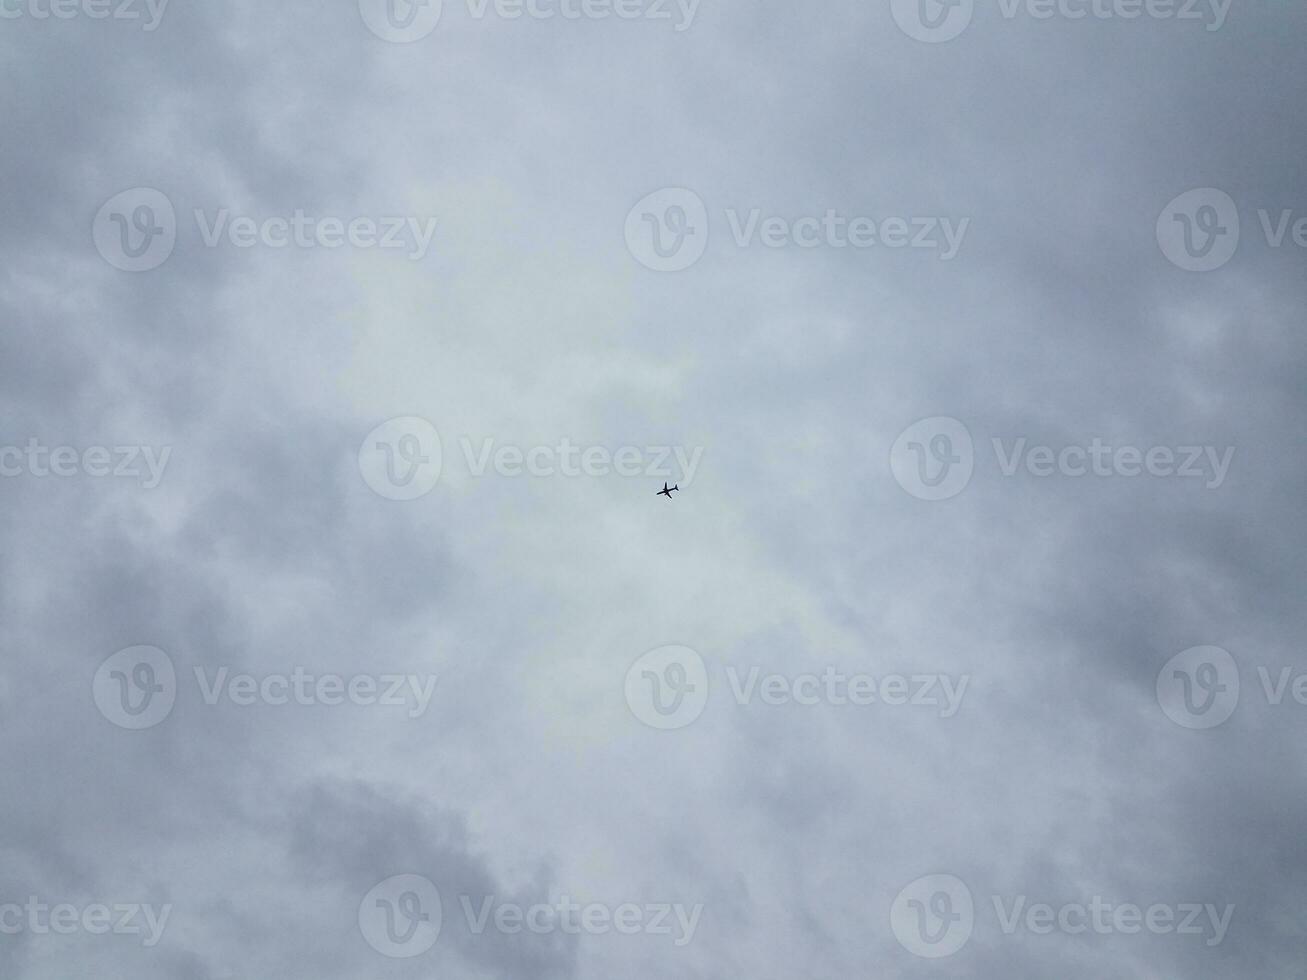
[1,0,1304,977]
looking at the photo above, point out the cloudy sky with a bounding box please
[1,0,1305,977]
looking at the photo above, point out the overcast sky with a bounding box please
[2,1,1305,977]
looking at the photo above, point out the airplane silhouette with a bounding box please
[657,483,679,498]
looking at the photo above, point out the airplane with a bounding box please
[657,483,679,499]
